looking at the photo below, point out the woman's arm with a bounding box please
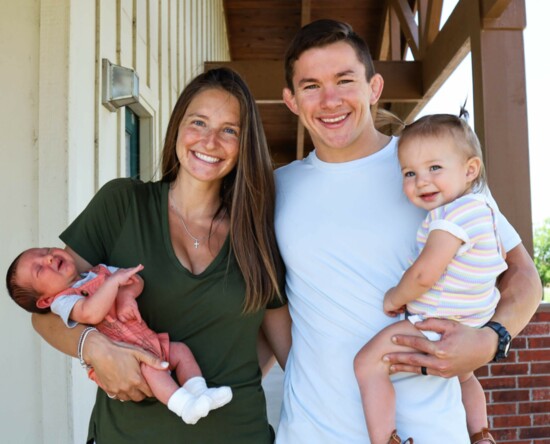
[31,247,165,400]
[260,305,292,371]
[385,243,542,377]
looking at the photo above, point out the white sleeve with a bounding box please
[50,294,86,328]
[484,188,522,252]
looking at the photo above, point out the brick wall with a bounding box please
[475,304,550,443]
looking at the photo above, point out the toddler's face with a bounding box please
[16,248,79,300]
[398,134,478,211]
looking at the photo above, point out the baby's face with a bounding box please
[16,248,79,298]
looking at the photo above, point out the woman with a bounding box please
[32,67,291,443]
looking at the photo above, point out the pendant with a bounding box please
[194,239,199,249]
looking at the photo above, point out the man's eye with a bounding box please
[303,84,318,90]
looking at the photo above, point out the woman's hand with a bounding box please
[383,318,497,377]
[83,330,168,401]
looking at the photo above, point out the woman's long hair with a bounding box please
[161,67,284,313]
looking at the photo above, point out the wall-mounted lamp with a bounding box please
[102,58,139,112]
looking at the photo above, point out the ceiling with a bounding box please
[219,0,439,165]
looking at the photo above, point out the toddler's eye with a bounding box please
[430,165,442,171]
[403,171,415,177]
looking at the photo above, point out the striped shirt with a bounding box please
[407,193,508,327]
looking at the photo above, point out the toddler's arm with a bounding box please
[384,230,462,315]
[70,265,144,325]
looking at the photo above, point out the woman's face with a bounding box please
[175,88,241,185]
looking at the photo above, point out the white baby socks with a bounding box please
[167,387,211,425]
[184,376,233,410]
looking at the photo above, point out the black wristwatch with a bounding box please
[483,321,512,362]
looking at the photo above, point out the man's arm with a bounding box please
[385,243,542,377]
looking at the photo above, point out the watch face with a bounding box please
[503,334,512,356]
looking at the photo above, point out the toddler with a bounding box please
[354,112,506,444]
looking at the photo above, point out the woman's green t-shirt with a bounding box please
[61,178,279,444]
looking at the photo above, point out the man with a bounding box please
[274,19,540,443]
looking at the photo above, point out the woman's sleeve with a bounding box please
[60,178,137,266]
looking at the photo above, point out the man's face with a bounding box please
[283,41,382,163]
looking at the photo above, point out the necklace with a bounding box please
[169,193,226,249]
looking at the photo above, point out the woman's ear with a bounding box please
[283,88,299,116]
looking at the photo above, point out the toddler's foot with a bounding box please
[470,428,496,444]
[387,430,414,444]
[167,387,212,425]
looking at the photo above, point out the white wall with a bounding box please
[0,1,229,442]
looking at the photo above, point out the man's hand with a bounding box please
[384,318,497,377]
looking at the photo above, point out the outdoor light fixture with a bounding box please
[102,58,139,112]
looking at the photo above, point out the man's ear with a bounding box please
[36,295,54,309]
[283,88,299,116]
[466,156,482,182]
[368,74,384,105]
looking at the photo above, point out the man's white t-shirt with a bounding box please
[274,137,520,443]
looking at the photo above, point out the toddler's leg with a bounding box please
[141,360,211,425]
[170,342,233,410]
[354,320,425,444]
[459,372,490,439]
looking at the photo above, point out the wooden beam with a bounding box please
[205,61,285,102]
[390,0,419,59]
[419,0,472,110]
[389,7,402,61]
[301,0,311,25]
[387,0,472,123]
[376,61,422,102]
[376,7,391,60]
[422,0,443,50]
[481,0,525,30]
[470,0,532,252]
[481,0,512,19]
[205,60,423,103]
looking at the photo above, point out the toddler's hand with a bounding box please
[383,287,405,317]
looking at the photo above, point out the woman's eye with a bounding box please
[192,120,206,127]
[223,127,238,136]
